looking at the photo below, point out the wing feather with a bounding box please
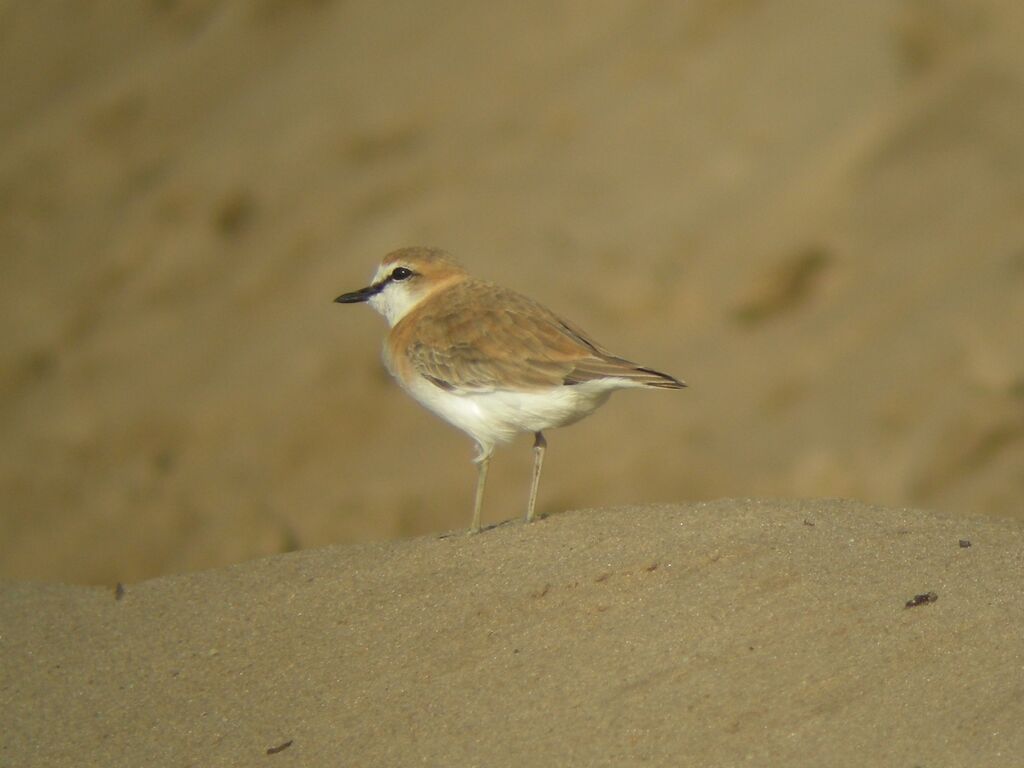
[399,280,684,392]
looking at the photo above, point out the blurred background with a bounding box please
[2,1,1023,585]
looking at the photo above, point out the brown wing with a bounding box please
[402,280,683,392]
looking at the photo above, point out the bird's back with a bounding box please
[386,278,684,395]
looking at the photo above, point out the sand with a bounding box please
[3,5,1024,762]
[3,499,1023,767]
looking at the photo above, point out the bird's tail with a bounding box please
[632,366,686,389]
[565,356,686,389]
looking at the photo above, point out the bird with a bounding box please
[335,247,685,533]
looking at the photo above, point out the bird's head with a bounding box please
[334,247,468,326]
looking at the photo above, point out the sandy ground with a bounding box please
[3,499,1023,767]
[5,6,1024,765]
[4,6,1023,765]
[2,2,1024,585]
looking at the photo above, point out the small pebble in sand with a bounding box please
[904,592,939,608]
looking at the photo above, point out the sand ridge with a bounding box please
[3,499,1022,767]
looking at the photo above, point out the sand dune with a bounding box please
[3,499,1022,767]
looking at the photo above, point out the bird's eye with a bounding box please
[391,267,413,281]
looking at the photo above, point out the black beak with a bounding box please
[334,282,384,304]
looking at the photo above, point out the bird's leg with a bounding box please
[470,449,491,534]
[526,431,547,523]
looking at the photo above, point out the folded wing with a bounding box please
[404,281,684,393]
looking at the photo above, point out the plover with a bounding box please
[335,247,685,532]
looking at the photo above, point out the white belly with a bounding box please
[400,374,627,455]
